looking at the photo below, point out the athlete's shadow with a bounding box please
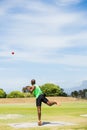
[42,122,60,126]
[42,122,51,126]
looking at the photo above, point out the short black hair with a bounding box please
[31,79,36,85]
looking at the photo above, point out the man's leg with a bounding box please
[47,100,57,106]
[37,106,42,126]
[42,95,58,106]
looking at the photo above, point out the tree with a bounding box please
[0,88,7,98]
[40,83,62,96]
[22,87,28,93]
[7,91,25,98]
[71,91,78,98]
[59,88,67,97]
[71,89,87,99]
[83,89,87,98]
[78,90,83,98]
[79,89,87,98]
[71,92,74,97]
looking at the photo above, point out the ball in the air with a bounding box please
[11,52,15,55]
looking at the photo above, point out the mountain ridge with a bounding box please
[64,80,87,94]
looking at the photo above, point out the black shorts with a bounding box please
[36,94,48,106]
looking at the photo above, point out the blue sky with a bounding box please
[0,0,87,93]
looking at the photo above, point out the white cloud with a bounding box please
[26,0,56,13]
[0,8,5,16]
[57,54,87,67]
[1,10,86,51]
[13,12,78,27]
[0,0,87,67]
[55,0,81,6]
[1,48,87,67]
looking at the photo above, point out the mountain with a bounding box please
[64,80,87,95]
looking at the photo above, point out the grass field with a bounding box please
[0,97,87,130]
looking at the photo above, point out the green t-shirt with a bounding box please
[33,84,43,98]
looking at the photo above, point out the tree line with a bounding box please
[0,83,67,98]
[71,89,87,99]
[0,83,87,98]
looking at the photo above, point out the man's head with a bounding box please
[31,79,36,85]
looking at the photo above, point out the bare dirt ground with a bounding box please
[0,97,86,104]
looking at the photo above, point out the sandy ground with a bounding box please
[0,114,23,119]
[9,121,76,128]
[0,97,87,104]
[0,97,79,104]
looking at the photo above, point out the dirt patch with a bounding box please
[80,114,87,117]
[9,121,76,128]
[0,97,79,104]
[0,98,35,104]
[0,114,23,119]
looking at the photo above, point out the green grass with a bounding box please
[0,100,87,130]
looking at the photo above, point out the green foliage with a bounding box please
[7,91,25,98]
[40,83,62,96]
[23,92,34,98]
[71,89,87,99]
[59,88,67,97]
[0,88,6,98]
[22,87,29,93]
[71,91,78,98]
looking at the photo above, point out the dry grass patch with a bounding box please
[0,97,82,104]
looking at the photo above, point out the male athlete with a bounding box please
[26,79,59,126]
